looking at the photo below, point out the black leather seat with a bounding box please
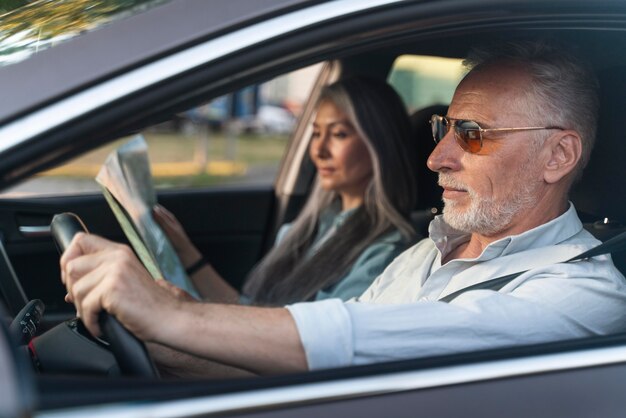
[571,66,626,275]
[409,104,447,237]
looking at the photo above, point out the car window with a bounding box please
[387,55,466,112]
[0,64,322,197]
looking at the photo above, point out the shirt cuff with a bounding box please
[286,299,353,370]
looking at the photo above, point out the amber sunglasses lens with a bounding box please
[454,120,482,153]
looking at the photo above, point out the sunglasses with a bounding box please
[430,114,564,153]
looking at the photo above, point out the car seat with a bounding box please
[571,66,626,275]
[409,104,447,237]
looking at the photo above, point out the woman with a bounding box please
[155,76,417,305]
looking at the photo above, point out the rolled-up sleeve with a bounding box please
[286,299,353,369]
[286,260,626,371]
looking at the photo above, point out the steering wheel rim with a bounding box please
[51,212,159,378]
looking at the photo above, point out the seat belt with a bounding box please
[440,229,626,303]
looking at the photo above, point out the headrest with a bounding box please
[410,104,447,211]
[570,66,626,223]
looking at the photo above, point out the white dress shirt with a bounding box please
[286,203,626,370]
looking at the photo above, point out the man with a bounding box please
[61,40,626,375]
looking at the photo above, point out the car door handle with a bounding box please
[19,225,51,237]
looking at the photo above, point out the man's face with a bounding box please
[427,64,547,236]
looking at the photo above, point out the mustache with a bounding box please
[438,173,469,191]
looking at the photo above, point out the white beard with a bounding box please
[439,159,541,236]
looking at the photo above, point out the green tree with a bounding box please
[0,0,30,14]
[0,0,166,63]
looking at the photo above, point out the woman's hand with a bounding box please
[60,233,184,341]
[153,204,203,268]
[154,204,239,302]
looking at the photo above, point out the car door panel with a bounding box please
[231,362,626,418]
[0,186,275,319]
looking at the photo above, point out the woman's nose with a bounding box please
[426,129,462,173]
[314,135,331,158]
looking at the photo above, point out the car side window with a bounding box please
[0,64,322,197]
[387,55,465,111]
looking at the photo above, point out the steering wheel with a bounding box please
[50,213,159,378]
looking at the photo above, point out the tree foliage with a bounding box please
[0,0,166,63]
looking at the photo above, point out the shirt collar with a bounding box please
[318,199,358,234]
[429,202,583,262]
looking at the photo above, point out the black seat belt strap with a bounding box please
[565,230,626,262]
[440,230,626,303]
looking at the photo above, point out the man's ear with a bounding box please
[543,130,582,184]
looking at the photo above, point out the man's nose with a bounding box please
[426,129,462,173]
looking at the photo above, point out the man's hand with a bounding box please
[60,233,180,341]
[59,232,308,375]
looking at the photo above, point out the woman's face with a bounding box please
[309,100,373,207]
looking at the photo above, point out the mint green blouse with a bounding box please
[275,205,410,301]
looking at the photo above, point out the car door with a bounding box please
[0,62,330,323]
[0,185,274,321]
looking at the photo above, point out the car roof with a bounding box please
[0,0,310,124]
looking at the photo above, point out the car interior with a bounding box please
[1,9,626,412]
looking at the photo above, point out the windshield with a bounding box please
[0,0,170,67]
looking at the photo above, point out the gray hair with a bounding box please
[463,40,600,179]
[243,76,417,305]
